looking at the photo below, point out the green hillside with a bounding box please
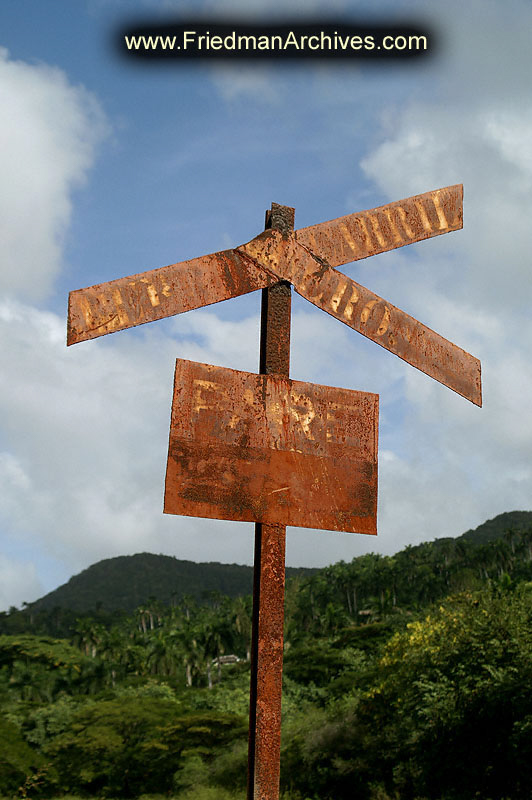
[2,510,532,798]
[29,553,317,615]
[2,510,532,799]
[23,510,532,617]
[458,510,532,544]
[0,509,525,642]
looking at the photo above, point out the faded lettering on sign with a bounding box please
[165,359,378,534]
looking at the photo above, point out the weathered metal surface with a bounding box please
[248,202,293,800]
[164,359,378,532]
[249,522,286,800]
[296,184,463,267]
[238,230,482,407]
[67,186,463,346]
[67,189,481,800]
[66,189,482,800]
[67,248,275,345]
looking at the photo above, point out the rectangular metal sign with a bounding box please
[164,359,378,534]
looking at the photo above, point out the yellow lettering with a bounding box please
[329,279,350,313]
[360,299,378,324]
[376,305,390,336]
[339,222,357,257]
[431,190,449,230]
[343,285,359,321]
[383,209,404,246]
[290,392,315,439]
[146,284,160,307]
[397,206,415,238]
[414,199,433,232]
[80,295,95,327]
[193,379,228,413]
[112,289,130,325]
[360,300,390,336]
[368,213,386,248]
[356,216,374,252]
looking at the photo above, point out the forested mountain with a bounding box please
[29,553,318,615]
[458,509,532,544]
[24,510,532,619]
[1,510,532,799]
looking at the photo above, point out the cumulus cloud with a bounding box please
[0,294,396,609]
[361,104,532,314]
[0,48,107,302]
[152,0,346,17]
[354,0,532,551]
[0,49,109,607]
[2,1,532,610]
[0,300,173,567]
[0,555,43,612]
[0,296,260,585]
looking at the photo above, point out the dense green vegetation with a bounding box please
[2,513,532,799]
[22,553,318,616]
[459,510,532,545]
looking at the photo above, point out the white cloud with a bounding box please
[170,309,261,371]
[354,0,532,553]
[0,300,175,566]
[0,291,413,610]
[0,298,272,603]
[0,48,107,302]
[209,65,282,104]
[0,555,43,612]
[153,0,346,16]
[361,103,532,312]
[2,1,532,610]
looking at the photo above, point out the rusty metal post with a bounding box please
[66,181,480,796]
[247,203,294,800]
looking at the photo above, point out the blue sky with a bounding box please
[1,0,531,609]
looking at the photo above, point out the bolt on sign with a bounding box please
[67,184,482,800]
[164,359,378,533]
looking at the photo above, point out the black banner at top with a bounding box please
[117,21,436,61]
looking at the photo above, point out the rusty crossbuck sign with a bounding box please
[67,184,481,800]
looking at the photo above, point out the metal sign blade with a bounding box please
[295,184,463,268]
[239,231,482,407]
[164,359,378,534]
[67,248,275,345]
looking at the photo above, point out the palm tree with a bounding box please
[198,609,229,688]
[176,617,202,687]
[147,634,175,677]
[73,618,105,658]
[232,596,252,661]
[98,626,128,687]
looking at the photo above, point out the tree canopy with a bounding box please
[2,515,532,799]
